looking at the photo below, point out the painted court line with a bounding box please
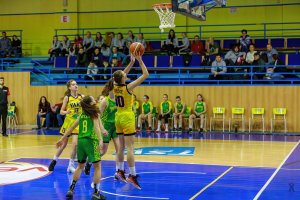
[253,140,300,200]
[189,166,234,200]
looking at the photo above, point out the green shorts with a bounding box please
[77,138,101,163]
[103,122,117,143]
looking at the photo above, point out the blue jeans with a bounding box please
[56,114,65,127]
[37,113,51,128]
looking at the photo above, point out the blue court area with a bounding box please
[0,155,298,200]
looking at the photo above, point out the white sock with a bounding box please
[157,121,161,128]
[69,159,74,165]
[200,125,203,128]
[95,183,100,190]
[189,125,192,129]
[129,167,136,176]
[120,162,124,170]
[165,124,169,129]
[174,125,177,129]
[138,124,140,128]
[116,163,119,172]
[53,156,58,161]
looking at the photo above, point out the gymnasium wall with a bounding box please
[0,0,299,56]
[2,72,299,132]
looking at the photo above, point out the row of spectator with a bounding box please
[0,31,22,58]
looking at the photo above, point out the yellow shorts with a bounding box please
[60,116,79,135]
[115,111,136,136]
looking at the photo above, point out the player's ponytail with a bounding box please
[64,79,75,96]
[101,78,114,96]
[113,70,123,85]
[80,96,100,119]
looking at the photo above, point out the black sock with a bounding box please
[69,180,77,191]
[94,183,99,193]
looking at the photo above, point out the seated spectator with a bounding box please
[252,52,266,80]
[224,44,246,67]
[109,46,127,65]
[265,43,278,64]
[110,32,125,52]
[191,35,205,54]
[60,35,70,56]
[245,44,257,64]
[95,32,105,49]
[69,43,77,56]
[209,54,227,80]
[173,96,186,131]
[162,29,178,55]
[137,95,153,131]
[202,37,220,65]
[239,29,251,52]
[264,54,286,80]
[102,60,111,80]
[35,96,52,129]
[74,34,83,48]
[49,35,61,60]
[83,31,95,60]
[101,44,111,59]
[156,94,172,132]
[75,47,88,74]
[11,35,22,57]
[135,33,147,49]
[188,94,206,133]
[178,32,190,54]
[109,32,117,49]
[124,40,132,56]
[126,30,135,43]
[92,48,103,67]
[0,32,11,58]
[111,58,122,68]
[85,60,99,80]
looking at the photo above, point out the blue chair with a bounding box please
[223,39,238,49]
[68,56,77,68]
[288,54,300,65]
[287,38,300,49]
[190,54,202,66]
[143,55,155,67]
[271,38,285,49]
[54,57,68,68]
[156,55,170,67]
[278,54,286,65]
[150,41,162,51]
[254,39,268,49]
[172,56,183,67]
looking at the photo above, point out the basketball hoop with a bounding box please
[153,3,176,32]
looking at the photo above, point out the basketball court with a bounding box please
[1,128,300,199]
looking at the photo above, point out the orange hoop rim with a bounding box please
[152,3,172,9]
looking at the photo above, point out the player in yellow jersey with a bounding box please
[48,79,84,173]
[113,54,148,189]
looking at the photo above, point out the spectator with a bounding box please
[126,30,135,43]
[110,32,125,52]
[75,47,88,75]
[60,35,70,56]
[191,35,205,54]
[124,40,133,56]
[69,43,77,56]
[209,54,227,80]
[50,99,64,127]
[85,60,99,80]
[102,60,111,80]
[83,31,95,60]
[135,33,147,49]
[252,52,266,80]
[74,34,83,47]
[162,29,178,55]
[0,32,11,58]
[264,54,286,80]
[11,35,22,57]
[239,29,251,52]
[224,44,246,66]
[205,37,219,55]
[245,44,257,64]
[265,43,278,64]
[49,35,61,60]
[101,44,111,59]
[95,32,105,49]
[92,48,103,67]
[109,32,117,49]
[178,32,190,54]
[35,96,52,130]
[109,46,127,65]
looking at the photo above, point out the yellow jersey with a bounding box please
[65,94,83,119]
[113,84,133,112]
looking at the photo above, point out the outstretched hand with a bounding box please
[56,137,67,149]
[130,54,136,63]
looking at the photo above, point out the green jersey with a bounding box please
[79,113,98,140]
[195,102,205,113]
[175,102,184,113]
[101,96,117,123]
[142,101,153,114]
[160,101,172,114]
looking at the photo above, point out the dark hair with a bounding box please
[64,79,75,96]
[241,29,247,34]
[197,94,204,101]
[80,96,100,119]
[113,70,124,85]
[128,30,135,39]
[215,53,221,57]
[176,96,181,99]
[101,79,114,96]
[2,31,6,34]
[39,96,50,108]
[168,29,176,40]
[144,95,149,99]
[117,32,124,40]
[95,32,103,41]
[163,94,168,98]
[254,52,260,56]
[0,77,4,80]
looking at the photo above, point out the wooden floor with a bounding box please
[0,129,297,168]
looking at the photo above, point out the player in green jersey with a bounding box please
[156,94,172,132]
[189,94,207,133]
[173,96,186,131]
[137,95,153,131]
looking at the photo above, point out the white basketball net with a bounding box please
[153,4,176,32]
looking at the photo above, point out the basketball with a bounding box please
[130,42,145,56]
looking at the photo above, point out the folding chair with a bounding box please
[249,108,265,133]
[270,108,287,133]
[210,107,225,132]
[229,107,245,132]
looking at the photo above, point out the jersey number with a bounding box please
[82,120,88,133]
[115,96,125,107]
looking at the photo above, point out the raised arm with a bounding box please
[127,55,149,91]
[123,54,136,75]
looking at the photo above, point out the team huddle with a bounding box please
[48,47,149,200]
